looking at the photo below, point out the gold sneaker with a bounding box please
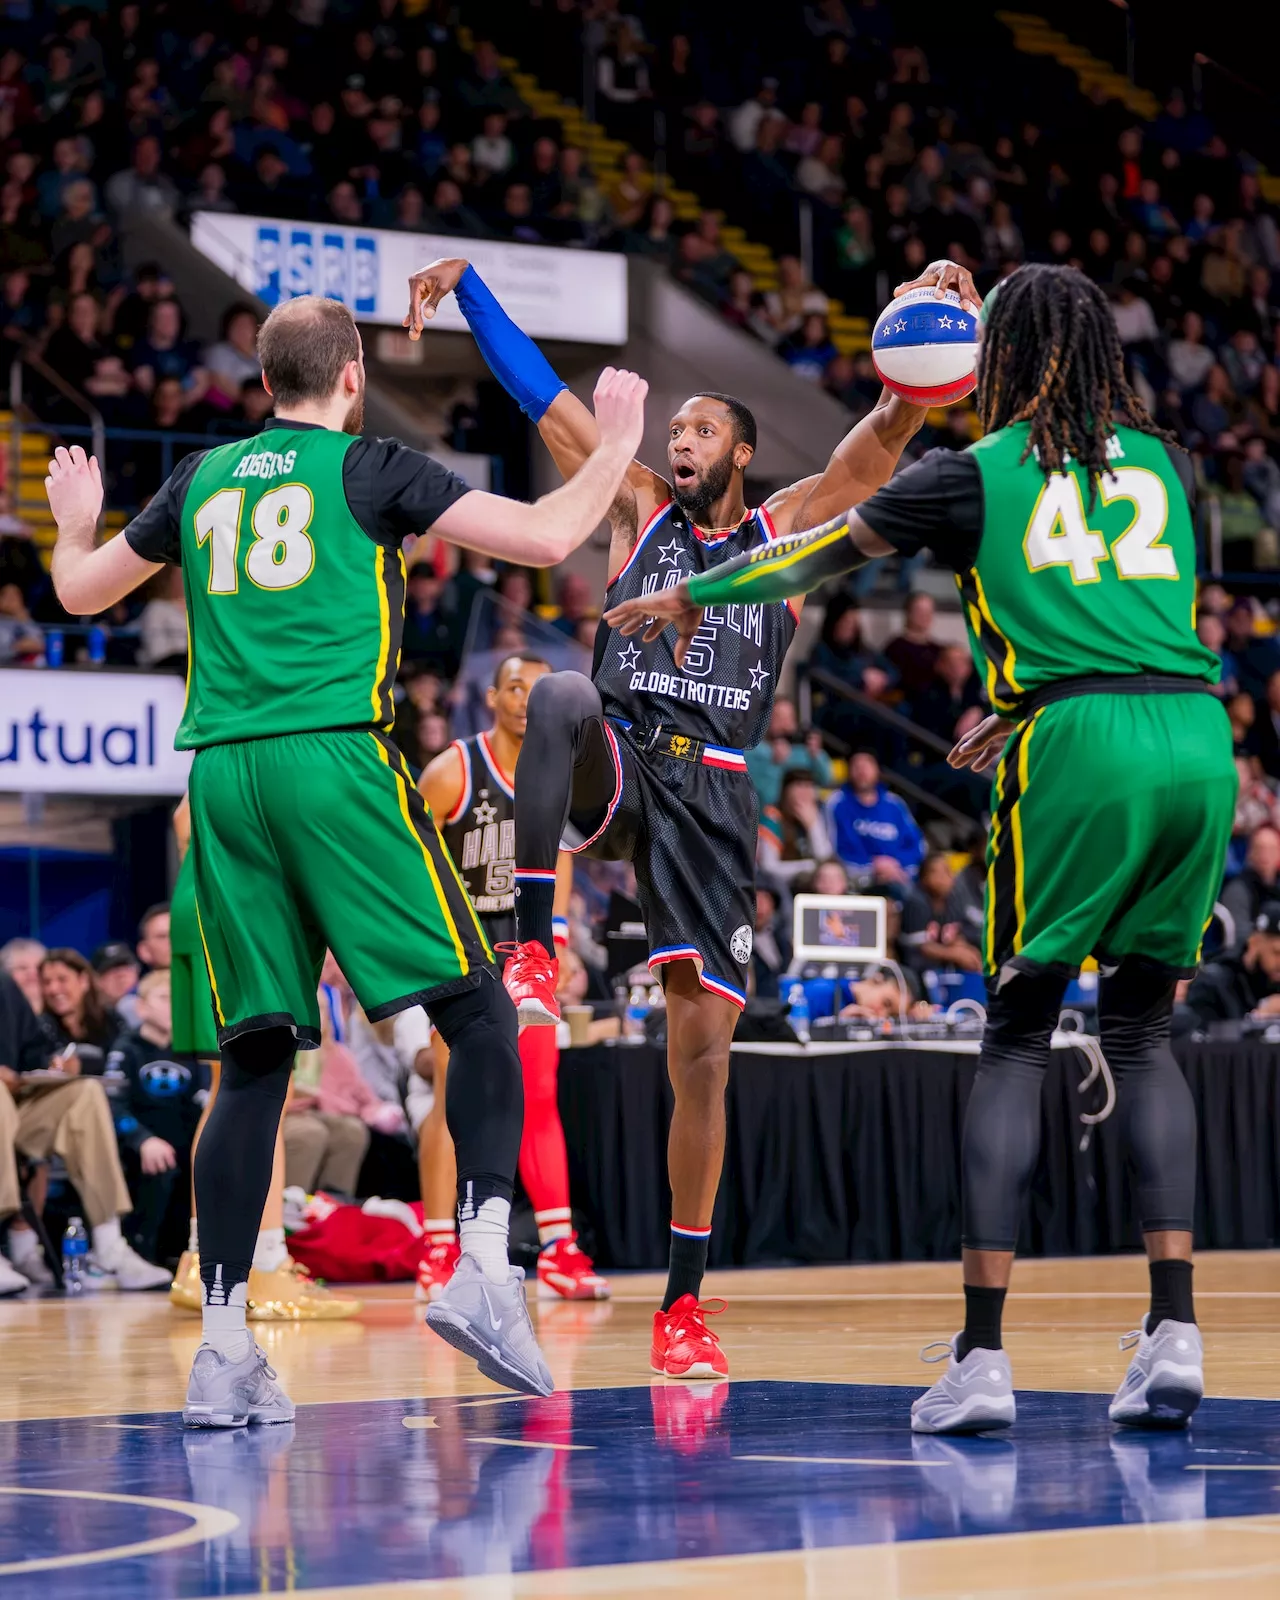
[170,1250,202,1314]
[247,1256,362,1322]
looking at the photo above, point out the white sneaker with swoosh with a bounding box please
[910,1336,1016,1434]
[425,1253,554,1397]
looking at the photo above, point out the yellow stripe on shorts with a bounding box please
[370,735,471,974]
[193,899,226,1029]
[1009,708,1044,956]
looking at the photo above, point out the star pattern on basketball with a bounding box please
[472,799,498,826]
[893,318,906,333]
[938,314,953,329]
[748,662,770,690]
[617,641,642,671]
[657,538,683,566]
[957,317,969,329]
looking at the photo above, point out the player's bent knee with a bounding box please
[1097,956,1180,1065]
[527,670,601,731]
[983,965,1070,1065]
[428,969,518,1055]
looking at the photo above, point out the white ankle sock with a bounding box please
[202,1274,251,1362]
[459,1196,511,1285]
[535,1208,574,1247]
[425,1217,457,1246]
[92,1218,122,1262]
[253,1227,287,1273]
[188,1218,199,1254]
[8,1225,38,1263]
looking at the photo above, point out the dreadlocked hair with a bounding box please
[976,264,1175,506]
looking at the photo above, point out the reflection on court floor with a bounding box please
[2,1382,1279,1595]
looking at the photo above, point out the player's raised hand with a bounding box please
[404,257,470,340]
[45,444,103,531]
[604,581,703,666]
[948,712,1015,774]
[894,258,982,316]
[592,366,648,460]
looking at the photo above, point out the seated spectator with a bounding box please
[1176,899,1280,1032]
[552,571,595,638]
[103,970,201,1264]
[746,698,833,808]
[0,967,168,1288]
[720,268,772,341]
[92,942,141,1030]
[472,111,513,180]
[607,151,653,230]
[809,596,897,753]
[137,566,188,672]
[0,490,48,611]
[402,563,459,676]
[759,768,836,883]
[839,967,933,1022]
[803,858,851,896]
[202,304,261,407]
[899,852,983,975]
[884,592,940,698]
[1222,328,1266,399]
[596,22,652,146]
[1221,822,1280,950]
[1252,670,1280,778]
[750,882,792,1001]
[912,645,984,744]
[184,163,239,222]
[834,200,877,312]
[130,299,207,403]
[826,749,925,896]
[0,584,43,666]
[778,312,839,382]
[764,254,829,342]
[1197,612,1239,697]
[424,178,490,239]
[41,947,121,1076]
[103,134,179,218]
[496,182,544,244]
[41,289,111,395]
[796,134,847,204]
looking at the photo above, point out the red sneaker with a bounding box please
[413,1238,460,1303]
[499,940,561,1026]
[650,1295,730,1379]
[536,1233,611,1301]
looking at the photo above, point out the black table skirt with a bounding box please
[555,1042,1280,1270]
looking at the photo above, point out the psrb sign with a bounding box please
[253,225,379,312]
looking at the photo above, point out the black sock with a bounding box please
[196,1026,294,1305]
[662,1226,710,1312]
[956,1283,1007,1359]
[1148,1258,1195,1332]
[514,871,556,950]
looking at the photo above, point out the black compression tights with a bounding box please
[196,1026,294,1301]
[962,959,1196,1252]
[430,968,523,1210]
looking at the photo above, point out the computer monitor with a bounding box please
[791,894,887,964]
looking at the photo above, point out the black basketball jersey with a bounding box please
[439,731,517,939]
[593,500,797,750]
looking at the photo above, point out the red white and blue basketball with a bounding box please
[871,286,979,406]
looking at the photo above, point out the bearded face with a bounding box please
[671,443,736,521]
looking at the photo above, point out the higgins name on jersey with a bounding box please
[593,502,797,751]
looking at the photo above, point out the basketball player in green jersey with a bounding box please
[607,263,1234,1434]
[45,294,648,1421]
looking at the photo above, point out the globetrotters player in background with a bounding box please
[406,254,978,1379]
[416,651,609,1304]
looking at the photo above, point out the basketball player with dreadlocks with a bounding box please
[405,253,979,1378]
[611,262,1234,1430]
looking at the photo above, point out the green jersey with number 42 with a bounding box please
[958,422,1217,713]
[176,428,405,749]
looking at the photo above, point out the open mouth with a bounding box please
[673,462,697,486]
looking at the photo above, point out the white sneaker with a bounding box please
[9,1241,55,1287]
[0,1253,30,1297]
[96,1243,172,1292]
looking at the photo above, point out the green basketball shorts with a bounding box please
[187,728,494,1046]
[984,691,1235,979]
[169,848,220,1057]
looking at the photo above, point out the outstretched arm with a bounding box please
[765,261,982,536]
[407,258,666,568]
[47,447,163,615]
[432,367,648,565]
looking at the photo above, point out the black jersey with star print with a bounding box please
[592,501,797,751]
[439,730,518,944]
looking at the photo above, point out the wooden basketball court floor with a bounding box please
[2,1252,1280,1599]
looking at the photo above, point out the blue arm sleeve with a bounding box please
[454,265,568,422]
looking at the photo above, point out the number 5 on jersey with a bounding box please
[195,484,317,594]
[1023,468,1176,584]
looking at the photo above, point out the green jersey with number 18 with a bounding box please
[175,427,404,749]
[958,422,1218,713]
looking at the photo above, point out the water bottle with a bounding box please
[787,981,811,1044]
[87,624,107,665]
[45,629,64,669]
[62,1216,89,1294]
[625,983,650,1042]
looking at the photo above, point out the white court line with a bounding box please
[401,1416,438,1429]
[0,1485,238,1576]
[1186,1464,1280,1471]
[735,1454,950,1469]
[466,1435,593,1452]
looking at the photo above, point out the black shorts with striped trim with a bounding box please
[188,728,494,1045]
[562,717,757,1009]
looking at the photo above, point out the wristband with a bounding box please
[454,265,568,421]
[685,512,866,608]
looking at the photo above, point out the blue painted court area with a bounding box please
[2,1383,1279,1595]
